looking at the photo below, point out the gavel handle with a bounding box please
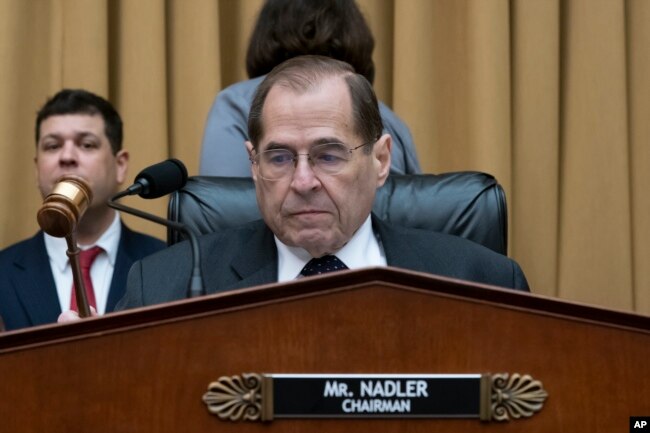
[65,233,92,318]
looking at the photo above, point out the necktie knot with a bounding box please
[300,255,348,277]
[79,246,103,270]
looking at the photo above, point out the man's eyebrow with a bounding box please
[39,132,61,141]
[39,131,100,142]
[313,137,345,145]
[262,137,345,151]
[76,131,100,139]
[263,141,293,151]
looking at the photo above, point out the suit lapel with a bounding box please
[203,221,278,292]
[11,233,62,325]
[372,215,429,271]
[106,223,132,312]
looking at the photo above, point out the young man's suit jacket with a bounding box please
[0,224,165,331]
[118,216,529,310]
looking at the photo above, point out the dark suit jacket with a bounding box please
[118,216,528,309]
[0,224,165,331]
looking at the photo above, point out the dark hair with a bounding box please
[248,55,383,152]
[246,0,376,84]
[35,89,123,154]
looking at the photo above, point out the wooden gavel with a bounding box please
[37,175,94,318]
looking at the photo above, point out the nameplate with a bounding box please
[273,374,480,417]
[202,372,547,423]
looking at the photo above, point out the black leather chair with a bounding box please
[167,172,508,255]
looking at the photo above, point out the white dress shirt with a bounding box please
[44,212,121,314]
[275,215,387,282]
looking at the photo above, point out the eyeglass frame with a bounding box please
[249,138,379,181]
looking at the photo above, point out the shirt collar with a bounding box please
[274,215,385,282]
[44,211,122,272]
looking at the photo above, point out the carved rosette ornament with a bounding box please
[202,373,263,421]
[491,373,548,421]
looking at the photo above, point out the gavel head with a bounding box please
[37,175,93,238]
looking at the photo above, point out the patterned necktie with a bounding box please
[300,255,349,277]
[70,246,103,312]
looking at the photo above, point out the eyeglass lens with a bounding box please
[258,142,352,179]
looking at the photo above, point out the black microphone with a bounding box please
[109,159,204,298]
[125,158,188,198]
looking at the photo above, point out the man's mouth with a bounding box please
[288,210,331,220]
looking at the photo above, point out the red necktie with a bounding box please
[70,246,103,312]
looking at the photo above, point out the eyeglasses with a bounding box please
[250,140,377,181]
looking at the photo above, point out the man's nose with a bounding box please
[290,155,321,191]
[59,141,78,164]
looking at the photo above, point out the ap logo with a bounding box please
[631,417,650,431]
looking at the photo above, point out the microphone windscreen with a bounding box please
[135,159,188,199]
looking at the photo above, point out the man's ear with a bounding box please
[245,141,257,181]
[33,154,39,186]
[373,134,392,187]
[115,150,129,184]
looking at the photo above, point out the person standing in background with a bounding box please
[199,0,421,177]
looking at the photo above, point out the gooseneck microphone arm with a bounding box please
[108,190,204,298]
[108,158,203,298]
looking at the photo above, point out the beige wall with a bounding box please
[1,0,648,313]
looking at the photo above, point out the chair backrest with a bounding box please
[167,172,509,255]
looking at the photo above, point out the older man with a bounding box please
[118,55,528,309]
